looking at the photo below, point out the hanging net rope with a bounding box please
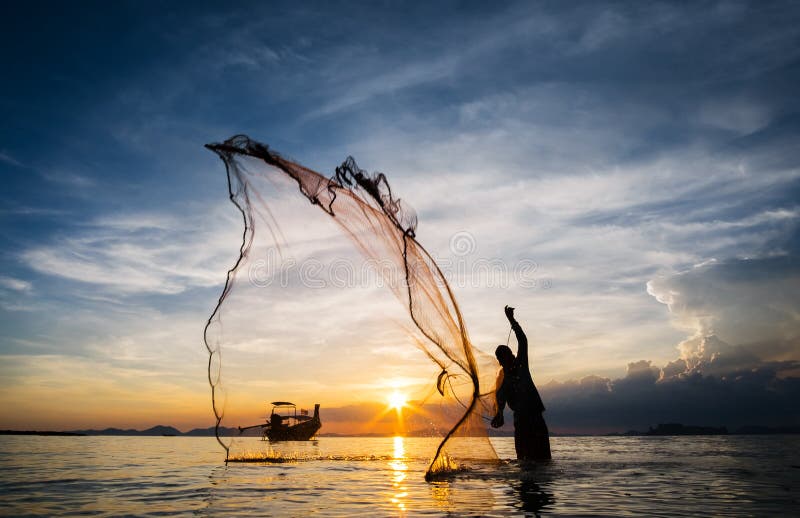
[204,135,499,479]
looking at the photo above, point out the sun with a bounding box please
[387,390,408,411]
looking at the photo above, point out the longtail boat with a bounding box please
[239,402,321,441]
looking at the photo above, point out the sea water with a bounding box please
[1,435,797,516]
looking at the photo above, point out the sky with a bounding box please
[1,0,799,434]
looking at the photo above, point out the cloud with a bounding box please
[521,250,799,431]
[647,254,800,367]
[541,356,800,432]
[0,276,32,292]
[20,205,243,295]
[697,96,773,135]
[319,402,396,423]
[0,151,23,167]
[624,359,661,381]
[535,244,800,432]
[304,54,461,119]
[0,276,36,311]
[40,170,95,188]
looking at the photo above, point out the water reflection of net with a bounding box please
[205,136,499,478]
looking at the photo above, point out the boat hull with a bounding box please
[265,418,321,441]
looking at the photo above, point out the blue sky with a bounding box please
[1,1,799,431]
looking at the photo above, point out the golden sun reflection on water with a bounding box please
[393,436,405,459]
[389,436,409,513]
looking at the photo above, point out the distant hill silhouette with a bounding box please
[65,425,239,436]
[646,423,728,435]
[0,430,84,436]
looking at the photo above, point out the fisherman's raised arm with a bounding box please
[505,305,528,366]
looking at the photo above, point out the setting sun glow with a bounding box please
[387,391,408,411]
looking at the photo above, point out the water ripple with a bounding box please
[1,435,798,516]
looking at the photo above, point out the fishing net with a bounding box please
[204,135,499,478]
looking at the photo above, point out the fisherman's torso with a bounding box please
[499,361,545,414]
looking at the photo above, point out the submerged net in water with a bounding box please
[204,135,499,478]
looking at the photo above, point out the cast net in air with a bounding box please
[204,135,499,479]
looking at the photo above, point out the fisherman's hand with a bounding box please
[504,305,515,322]
[491,413,504,428]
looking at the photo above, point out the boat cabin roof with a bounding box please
[270,401,295,407]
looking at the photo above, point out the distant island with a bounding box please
[647,423,728,435]
[0,430,85,436]
[1,426,239,437]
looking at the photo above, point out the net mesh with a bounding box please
[204,135,499,478]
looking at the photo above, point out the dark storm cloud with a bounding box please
[540,357,800,432]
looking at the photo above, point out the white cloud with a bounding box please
[40,169,95,188]
[0,151,23,167]
[304,54,460,119]
[698,96,773,135]
[647,256,800,368]
[21,205,243,295]
[0,276,32,292]
[574,8,629,52]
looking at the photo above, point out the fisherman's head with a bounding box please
[495,344,514,368]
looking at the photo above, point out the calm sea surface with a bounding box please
[1,435,798,516]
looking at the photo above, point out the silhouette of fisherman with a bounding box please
[491,305,552,461]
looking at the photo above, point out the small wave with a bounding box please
[226,452,397,464]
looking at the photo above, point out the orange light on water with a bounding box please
[393,435,405,459]
[389,436,408,512]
